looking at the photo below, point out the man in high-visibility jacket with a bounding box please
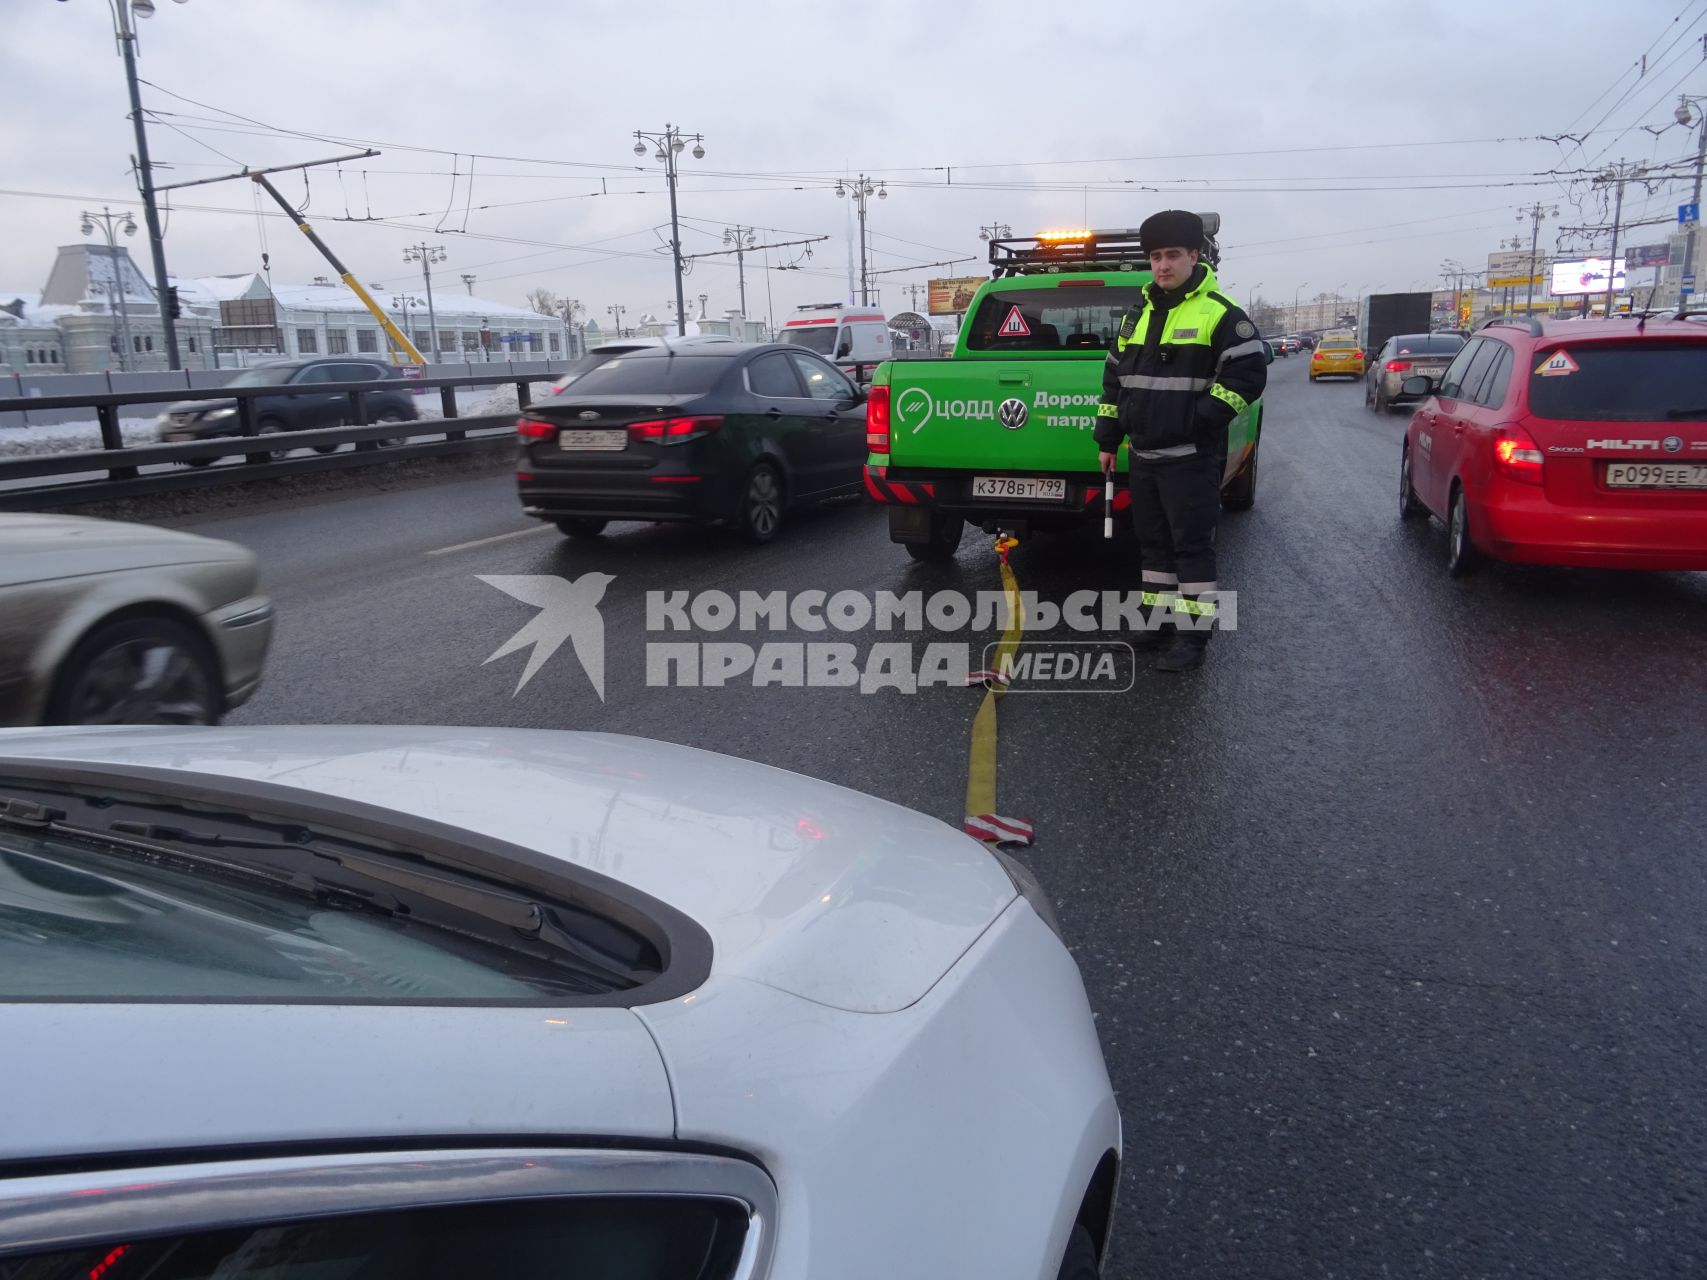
[1096,209,1267,673]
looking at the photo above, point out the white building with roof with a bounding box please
[3,244,576,375]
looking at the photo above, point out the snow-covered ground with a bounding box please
[0,385,540,460]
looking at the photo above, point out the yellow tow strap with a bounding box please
[962,534,1033,846]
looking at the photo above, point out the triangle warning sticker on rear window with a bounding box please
[998,306,1032,338]
[1534,349,1579,377]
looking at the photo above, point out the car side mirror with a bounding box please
[837,342,852,358]
[1401,375,1434,397]
[1261,341,1274,365]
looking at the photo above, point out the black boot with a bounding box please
[1153,596,1212,672]
[1132,602,1171,652]
[1153,633,1207,672]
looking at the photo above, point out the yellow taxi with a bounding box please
[1309,329,1364,381]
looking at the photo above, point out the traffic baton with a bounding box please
[1103,472,1115,539]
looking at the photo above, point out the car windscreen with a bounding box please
[780,327,838,355]
[0,823,650,1002]
[224,365,297,387]
[964,286,1148,352]
[1528,342,1707,421]
[564,354,733,395]
[1392,335,1463,356]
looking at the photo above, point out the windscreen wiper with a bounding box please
[0,790,646,991]
[1664,406,1707,418]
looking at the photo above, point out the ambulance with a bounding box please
[778,303,894,375]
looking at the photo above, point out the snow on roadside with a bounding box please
[0,379,554,459]
[0,418,160,459]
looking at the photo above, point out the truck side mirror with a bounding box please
[837,341,852,358]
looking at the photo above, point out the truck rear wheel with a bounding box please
[897,509,964,562]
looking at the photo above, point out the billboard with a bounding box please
[1487,248,1545,290]
[927,276,987,316]
[1623,243,1672,269]
[1550,257,1627,296]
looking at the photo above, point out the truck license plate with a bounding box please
[558,429,627,451]
[972,476,1066,501]
[1605,462,1707,489]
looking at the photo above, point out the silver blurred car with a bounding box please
[1365,332,1465,412]
[0,514,273,726]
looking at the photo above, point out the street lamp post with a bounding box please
[1674,96,1707,303]
[99,0,186,369]
[1292,281,1309,332]
[607,303,626,338]
[390,294,422,359]
[402,243,445,360]
[1594,160,1649,317]
[81,207,139,372]
[977,222,1013,243]
[633,124,705,336]
[460,273,476,296]
[836,175,888,306]
[1517,203,1560,316]
[723,226,756,320]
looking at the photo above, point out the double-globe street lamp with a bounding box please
[80,206,139,372]
[634,124,705,337]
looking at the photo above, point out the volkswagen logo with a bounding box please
[1663,435,1684,453]
[997,398,1029,430]
[577,410,600,420]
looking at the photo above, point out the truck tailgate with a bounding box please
[886,359,1105,473]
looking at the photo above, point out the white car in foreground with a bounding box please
[0,726,1120,1279]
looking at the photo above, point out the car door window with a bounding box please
[1439,339,1485,399]
[1453,342,1499,405]
[290,365,336,386]
[1472,344,1514,408]
[747,351,804,398]
[787,351,855,402]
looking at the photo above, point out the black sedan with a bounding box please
[516,344,868,543]
[156,358,419,462]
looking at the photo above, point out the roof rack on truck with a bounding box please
[986,214,1221,278]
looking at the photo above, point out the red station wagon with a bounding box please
[1398,317,1707,575]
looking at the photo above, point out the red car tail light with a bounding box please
[1312,351,1324,361]
[630,415,724,444]
[866,384,892,456]
[517,416,556,439]
[1385,360,1413,372]
[1492,424,1545,485]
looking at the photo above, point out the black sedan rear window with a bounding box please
[567,354,733,395]
[1392,334,1464,356]
[1527,342,1707,421]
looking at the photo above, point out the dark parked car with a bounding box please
[156,358,419,463]
[516,344,868,543]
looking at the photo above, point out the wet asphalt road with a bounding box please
[168,352,1707,1277]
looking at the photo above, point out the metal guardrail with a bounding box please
[0,369,544,508]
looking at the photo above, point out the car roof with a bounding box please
[1489,317,1707,342]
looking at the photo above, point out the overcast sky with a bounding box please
[4,0,1704,325]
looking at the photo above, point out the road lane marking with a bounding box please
[425,526,552,557]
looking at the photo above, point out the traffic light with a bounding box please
[165,286,181,320]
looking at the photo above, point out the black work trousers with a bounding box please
[1127,448,1221,597]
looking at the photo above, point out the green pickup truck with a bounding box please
[863,223,1268,560]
